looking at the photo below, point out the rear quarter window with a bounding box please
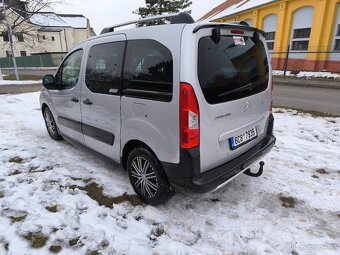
[123,39,173,102]
[198,35,269,104]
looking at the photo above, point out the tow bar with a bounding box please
[244,161,264,177]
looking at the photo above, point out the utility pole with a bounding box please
[2,0,19,80]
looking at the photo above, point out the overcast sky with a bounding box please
[55,0,225,34]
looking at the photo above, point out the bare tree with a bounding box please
[0,0,63,79]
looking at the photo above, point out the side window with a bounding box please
[85,42,125,95]
[124,39,173,102]
[55,49,83,89]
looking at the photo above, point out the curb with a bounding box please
[274,78,340,90]
[0,84,42,94]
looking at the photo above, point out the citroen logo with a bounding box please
[244,101,252,112]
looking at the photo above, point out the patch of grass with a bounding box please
[100,240,109,249]
[311,175,319,179]
[49,245,62,253]
[0,191,4,198]
[9,214,27,223]
[82,182,142,208]
[4,243,9,251]
[69,237,80,247]
[29,166,40,172]
[45,205,58,213]
[9,157,24,164]
[89,250,100,255]
[279,195,296,208]
[24,232,49,248]
[135,215,143,221]
[8,170,22,176]
[4,74,42,81]
[337,214,340,218]
[316,168,329,175]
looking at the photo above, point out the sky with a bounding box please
[55,0,225,34]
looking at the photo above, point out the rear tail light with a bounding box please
[270,76,274,112]
[231,29,245,35]
[180,83,200,149]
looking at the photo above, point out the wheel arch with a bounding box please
[121,140,157,171]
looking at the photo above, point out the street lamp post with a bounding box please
[2,0,19,80]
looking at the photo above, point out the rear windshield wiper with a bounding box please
[217,82,257,98]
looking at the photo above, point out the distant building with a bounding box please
[0,0,94,59]
[200,0,340,72]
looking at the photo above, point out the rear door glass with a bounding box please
[198,35,269,104]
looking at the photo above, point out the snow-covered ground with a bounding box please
[0,93,339,255]
[273,70,340,79]
[0,80,41,86]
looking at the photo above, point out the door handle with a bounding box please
[83,98,93,105]
[70,97,79,103]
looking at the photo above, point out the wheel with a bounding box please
[127,147,174,205]
[43,107,62,141]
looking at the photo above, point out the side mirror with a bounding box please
[42,75,57,90]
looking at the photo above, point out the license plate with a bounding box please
[229,127,258,150]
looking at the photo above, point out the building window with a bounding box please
[52,36,55,41]
[335,39,340,51]
[291,27,311,51]
[20,51,27,57]
[267,42,274,51]
[6,51,12,58]
[265,32,275,50]
[2,30,9,42]
[265,32,275,41]
[292,41,309,51]
[337,24,340,36]
[16,32,24,42]
[293,28,311,39]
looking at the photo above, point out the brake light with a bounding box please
[270,77,274,112]
[180,83,200,149]
[231,29,244,35]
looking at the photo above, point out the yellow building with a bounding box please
[200,0,340,72]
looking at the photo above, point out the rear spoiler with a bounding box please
[192,23,265,36]
[193,23,265,44]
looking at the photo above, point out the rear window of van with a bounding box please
[198,35,269,104]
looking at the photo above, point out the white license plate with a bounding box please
[229,127,258,150]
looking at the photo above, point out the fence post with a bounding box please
[283,44,290,76]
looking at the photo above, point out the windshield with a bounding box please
[198,35,269,104]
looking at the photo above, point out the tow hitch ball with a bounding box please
[244,161,264,177]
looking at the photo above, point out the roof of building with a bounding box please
[29,12,88,29]
[199,0,277,21]
[58,14,88,29]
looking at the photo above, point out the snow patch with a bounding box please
[273,70,340,79]
[0,93,339,254]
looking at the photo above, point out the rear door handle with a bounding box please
[70,97,79,103]
[83,98,93,105]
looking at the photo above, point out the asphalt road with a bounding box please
[274,84,340,115]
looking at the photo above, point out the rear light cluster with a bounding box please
[180,83,200,149]
[270,76,274,112]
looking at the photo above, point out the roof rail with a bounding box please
[100,12,194,34]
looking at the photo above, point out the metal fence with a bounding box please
[0,54,54,68]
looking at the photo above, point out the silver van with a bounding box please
[40,13,276,205]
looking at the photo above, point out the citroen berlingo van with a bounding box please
[40,13,276,205]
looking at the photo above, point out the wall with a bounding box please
[213,0,340,72]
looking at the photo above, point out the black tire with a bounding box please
[43,107,62,141]
[127,147,174,205]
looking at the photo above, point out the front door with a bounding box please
[80,35,126,161]
[49,48,85,143]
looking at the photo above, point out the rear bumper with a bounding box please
[162,113,276,193]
